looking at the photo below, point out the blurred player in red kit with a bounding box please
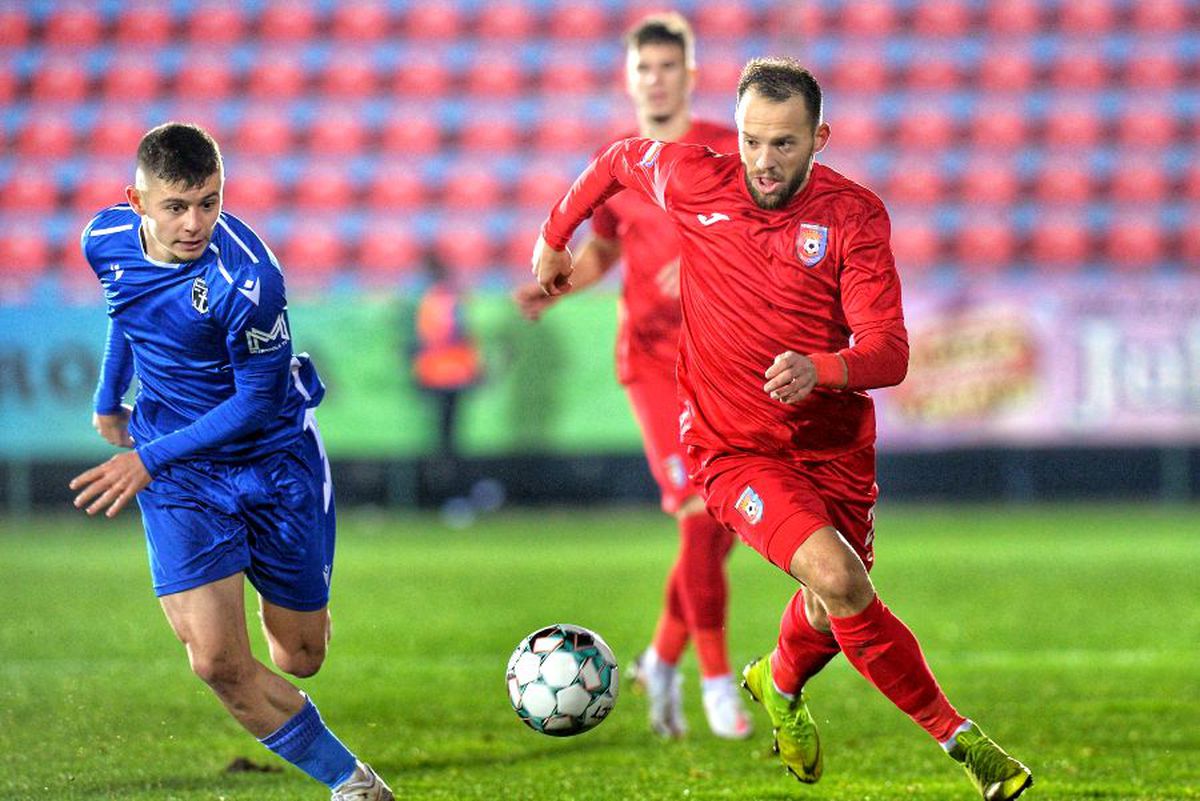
[532,58,1033,800]
[514,14,750,740]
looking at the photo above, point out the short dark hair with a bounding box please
[625,12,695,68]
[136,122,223,189]
[736,58,823,128]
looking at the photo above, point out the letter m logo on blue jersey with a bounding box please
[246,313,291,354]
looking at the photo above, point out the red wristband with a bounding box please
[807,352,848,389]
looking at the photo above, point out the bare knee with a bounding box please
[271,643,326,678]
[189,650,255,693]
[803,591,832,633]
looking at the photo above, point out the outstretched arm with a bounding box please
[514,235,620,320]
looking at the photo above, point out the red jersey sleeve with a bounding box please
[810,203,909,391]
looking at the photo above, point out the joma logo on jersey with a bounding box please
[735,486,764,525]
[796,223,829,268]
[246,313,290,354]
[191,277,209,313]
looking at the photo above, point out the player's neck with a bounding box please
[639,111,692,143]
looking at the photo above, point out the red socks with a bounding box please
[770,588,840,695]
[829,595,967,742]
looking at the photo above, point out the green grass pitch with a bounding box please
[2,504,1197,800]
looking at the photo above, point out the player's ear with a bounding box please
[813,122,831,154]
[126,185,145,215]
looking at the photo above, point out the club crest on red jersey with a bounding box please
[796,223,829,268]
[639,141,664,169]
[665,455,688,489]
[735,485,763,525]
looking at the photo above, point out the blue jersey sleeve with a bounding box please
[93,316,135,414]
[136,262,293,476]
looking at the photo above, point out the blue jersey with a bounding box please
[82,205,323,475]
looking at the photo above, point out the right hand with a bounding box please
[93,405,134,448]
[532,235,574,297]
[512,283,559,321]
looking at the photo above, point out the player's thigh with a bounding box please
[241,428,336,614]
[260,597,330,650]
[159,572,254,674]
[698,452,832,573]
[625,375,698,515]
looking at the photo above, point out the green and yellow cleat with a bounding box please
[946,723,1034,801]
[741,655,822,783]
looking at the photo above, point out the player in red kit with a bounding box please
[533,59,1033,800]
[514,14,750,740]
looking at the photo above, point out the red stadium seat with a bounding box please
[1183,163,1200,202]
[1181,221,1200,267]
[694,1,756,40]
[433,223,496,277]
[885,161,945,206]
[829,52,889,94]
[16,115,75,159]
[839,0,897,36]
[0,168,60,214]
[279,224,346,283]
[331,2,393,42]
[1043,107,1104,149]
[501,218,542,273]
[895,107,958,151]
[547,2,610,40]
[101,58,163,103]
[221,165,281,214]
[319,55,378,99]
[1058,0,1117,34]
[458,117,522,153]
[43,6,103,48]
[1105,216,1166,270]
[1125,51,1182,89]
[247,52,308,99]
[366,166,425,209]
[515,163,573,210]
[293,164,356,210]
[465,56,526,99]
[71,167,130,214]
[1029,217,1091,269]
[357,226,421,283]
[232,110,295,157]
[402,4,463,40]
[0,70,15,105]
[1108,160,1171,204]
[906,56,962,92]
[87,113,147,158]
[968,104,1028,151]
[393,58,453,98]
[1117,105,1179,149]
[115,5,173,45]
[912,0,972,36]
[1131,0,1190,32]
[1034,162,1093,205]
[0,231,51,282]
[889,217,941,275]
[976,50,1036,93]
[186,3,248,45]
[258,2,319,43]
[538,56,598,97]
[1050,49,1109,90]
[440,165,504,211]
[959,159,1021,205]
[379,114,442,156]
[31,59,90,103]
[477,2,538,39]
[533,117,598,153]
[0,8,31,46]
[985,0,1041,34]
[174,54,236,99]
[955,219,1017,275]
[696,53,745,97]
[828,107,883,153]
[764,2,822,39]
[307,110,369,156]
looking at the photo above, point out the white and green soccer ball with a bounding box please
[506,623,619,737]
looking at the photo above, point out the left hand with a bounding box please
[763,351,817,404]
[69,451,152,518]
[655,258,681,298]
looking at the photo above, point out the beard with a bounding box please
[744,166,809,210]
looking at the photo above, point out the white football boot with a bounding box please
[630,648,687,738]
[331,761,395,801]
[701,675,754,740]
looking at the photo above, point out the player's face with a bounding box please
[736,90,830,210]
[126,169,223,263]
[626,42,693,124]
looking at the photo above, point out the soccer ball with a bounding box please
[505,623,619,736]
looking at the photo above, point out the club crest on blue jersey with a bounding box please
[735,485,763,525]
[191,277,209,313]
[665,455,688,489]
[796,223,829,268]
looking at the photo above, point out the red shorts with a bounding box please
[688,444,878,573]
[625,373,700,515]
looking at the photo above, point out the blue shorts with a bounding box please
[136,423,336,611]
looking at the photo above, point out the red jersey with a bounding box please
[591,120,739,384]
[543,138,908,460]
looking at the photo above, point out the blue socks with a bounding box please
[259,696,358,789]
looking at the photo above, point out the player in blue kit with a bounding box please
[69,123,395,801]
